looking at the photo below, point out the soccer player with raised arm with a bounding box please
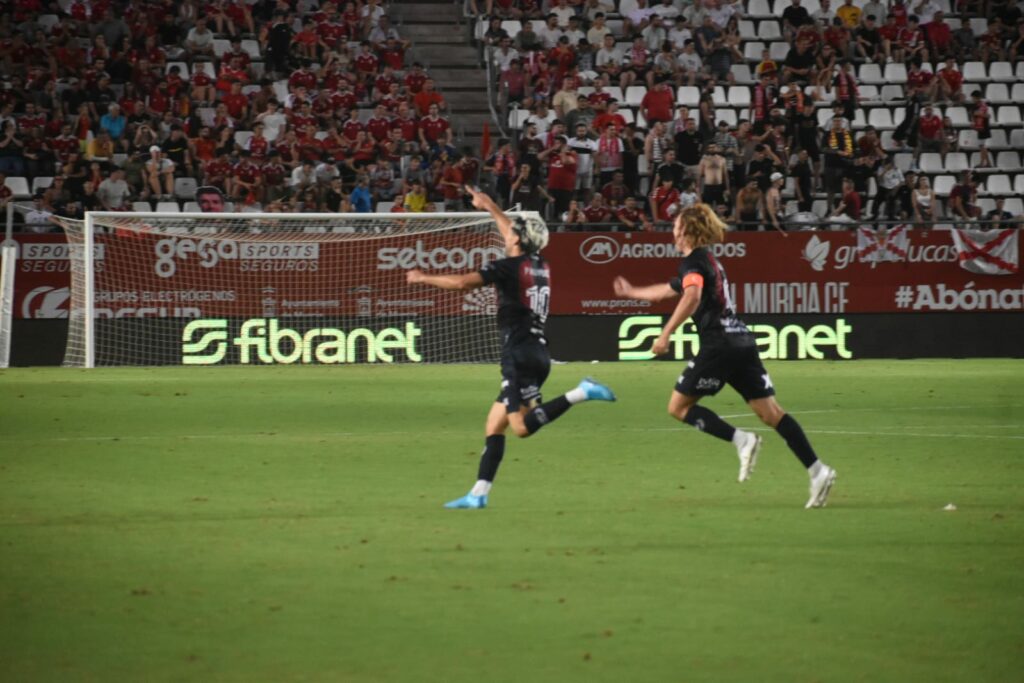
[407,186,616,509]
[613,204,837,508]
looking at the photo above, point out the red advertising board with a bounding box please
[9,229,1023,319]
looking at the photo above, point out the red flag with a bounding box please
[480,121,491,160]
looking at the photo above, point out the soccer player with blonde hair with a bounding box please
[613,204,837,508]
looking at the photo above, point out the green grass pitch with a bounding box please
[1,360,1022,682]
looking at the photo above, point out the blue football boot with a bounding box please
[444,492,488,509]
[578,377,616,402]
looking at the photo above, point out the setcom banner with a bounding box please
[9,229,1023,320]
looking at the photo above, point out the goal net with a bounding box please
[54,211,528,367]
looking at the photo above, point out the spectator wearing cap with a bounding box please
[143,145,175,200]
[765,171,787,233]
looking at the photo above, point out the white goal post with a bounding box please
[54,211,543,368]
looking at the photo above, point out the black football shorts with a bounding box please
[675,343,776,402]
[497,342,551,412]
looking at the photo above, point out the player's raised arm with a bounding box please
[406,268,485,291]
[613,276,677,302]
[465,184,515,243]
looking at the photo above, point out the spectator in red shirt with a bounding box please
[615,195,654,231]
[413,78,446,117]
[417,103,453,155]
[830,177,862,223]
[538,135,578,219]
[640,79,675,124]
[906,60,938,101]
[649,176,681,222]
[924,10,953,59]
[365,103,392,142]
[917,104,944,154]
[936,57,964,103]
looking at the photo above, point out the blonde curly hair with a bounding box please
[676,203,727,248]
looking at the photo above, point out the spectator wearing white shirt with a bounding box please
[538,14,564,49]
[625,0,659,36]
[812,0,836,25]
[652,0,682,21]
[525,102,556,135]
[290,160,317,191]
[550,0,576,28]
[913,0,940,25]
[568,123,600,192]
[97,169,131,210]
[24,193,54,233]
[708,0,741,29]
[581,0,616,23]
[668,16,694,51]
[587,13,612,46]
[563,17,586,48]
[255,101,287,143]
[642,14,669,51]
[493,38,520,72]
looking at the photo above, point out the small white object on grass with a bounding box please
[591,360,599,364]
[943,503,957,511]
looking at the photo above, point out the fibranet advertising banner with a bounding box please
[7,228,1022,363]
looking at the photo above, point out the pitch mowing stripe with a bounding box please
[2,427,1023,443]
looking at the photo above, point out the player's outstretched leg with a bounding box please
[669,391,762,482]
[444,434,505,509]
[749,397,837,508]
[519,377,616,436]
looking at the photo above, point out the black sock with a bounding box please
[775,414,819,468]
[681,404,737,442]
[523,395,572,435]
[476,434,506,482]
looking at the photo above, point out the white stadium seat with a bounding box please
[31,177,54,195]
[918,153,943,173]
[962,61,987,82]
[894,153,914,172]
[625,86,646,106]
[995,152,1021,172]
[743,41,766,62]
[867,108,893,130]
[944,153,969,173]
[166,61,190,78]
[859,63,883,85]
[727,86,751,107]
[880,85,905,102]
[987,129,1009,150]
[677,86,700,107]
[933,175,955,196]
[989,62,1014,82]
[945,106,968,127]
[1005,197,1024,216]
[995,106,1021,127]
[859,85,879,102]
[958,129,979,150]
[739,20,756,39]
[731,64,754,84]
[132,201,152,212]
[985,83,1010,104]
[155,201,181,213]
[4,176,30,199]
[883,63,907,84]
[758,20,781,41]
[174,177,198,200]
[981,175,1011,195]
[769,41,789,61]
[748,0,773,18]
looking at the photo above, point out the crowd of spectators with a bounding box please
[475,0,1024,230]
[0,0,492,232]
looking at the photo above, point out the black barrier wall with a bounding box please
[11,314,1024,366]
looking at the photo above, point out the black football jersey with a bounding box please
[669,247,753,347]
[479,252,551,348]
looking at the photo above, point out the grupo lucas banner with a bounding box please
[8,227,1023,320]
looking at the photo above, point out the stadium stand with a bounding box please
[469,0,1024,230]
[0,0,1021,232]
[0,0,475,225]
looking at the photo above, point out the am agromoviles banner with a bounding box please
[10,228,1023,319]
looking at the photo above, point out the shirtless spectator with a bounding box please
[698,143,730,207]
[734,179,764,230]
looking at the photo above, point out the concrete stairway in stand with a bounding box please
[391,2,494,153]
